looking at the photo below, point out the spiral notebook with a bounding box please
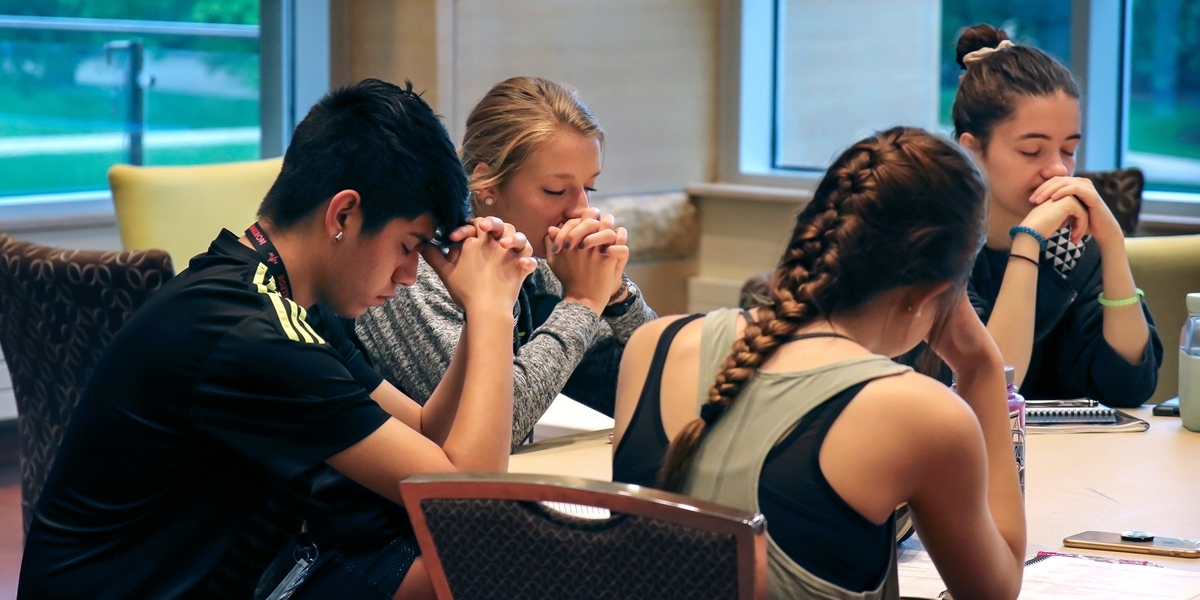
[1025,400,1148,434]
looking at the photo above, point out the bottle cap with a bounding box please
[1188,293,1200,314]
[1004,365,1015,386]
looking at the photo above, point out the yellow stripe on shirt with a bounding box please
[254,263,300,342]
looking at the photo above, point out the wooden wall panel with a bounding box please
[344,0,444,109]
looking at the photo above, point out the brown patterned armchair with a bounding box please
[401,472,768,600]
[1079,167,1145,235]
[0,234,174,534]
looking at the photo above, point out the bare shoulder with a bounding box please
[624,314,703,356]
[853,371,984,450]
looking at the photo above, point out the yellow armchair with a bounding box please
[1126,234,1200,404]
[108,158,283,268]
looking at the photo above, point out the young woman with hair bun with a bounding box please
[952,23,1162,407]
[612,128,1026,600]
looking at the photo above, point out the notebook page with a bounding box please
[1020,556,1200,600]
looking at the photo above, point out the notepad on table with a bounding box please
[1024,400,1148,434]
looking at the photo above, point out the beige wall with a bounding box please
[336,0,719,197]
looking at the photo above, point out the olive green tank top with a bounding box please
[685,308,912,600]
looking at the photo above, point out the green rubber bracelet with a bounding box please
[1097,288,1144,307]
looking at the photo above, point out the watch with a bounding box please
[602,275,639,318]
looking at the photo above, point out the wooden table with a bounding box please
[510,407,1200,570]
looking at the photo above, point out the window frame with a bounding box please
[718,0,1200,223]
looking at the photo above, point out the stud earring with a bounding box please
[335,231,343,242]
[484,197,495,206]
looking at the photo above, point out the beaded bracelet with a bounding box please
[1098,288,1144,307]
[1009,225,1048,252]
[1008,253,1039,268]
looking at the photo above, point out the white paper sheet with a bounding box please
[897,550,948,599]
[1019,556,1200,600]
[531,394,614,442]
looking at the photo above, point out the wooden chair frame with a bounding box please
[400,472,768,600]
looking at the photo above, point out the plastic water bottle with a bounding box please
[1006,366,1026,498]
[953,367,1025,498]
[1178,293,1200,432]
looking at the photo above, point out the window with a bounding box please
[725,0,1200,213]
[1126,0,1200,194]
[772,0,942,171]
[0,2,260,202]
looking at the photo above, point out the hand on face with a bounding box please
[422,216,536,313]
[1028,176,1121,245]
[925,291,1002,377]
[1020,193,1091,245]
[543,210,630,315]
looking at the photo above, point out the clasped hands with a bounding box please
[1022,176,1122,248]
[544,207,631,317]
[422,216,536,315]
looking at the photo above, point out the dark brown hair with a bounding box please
[657,127,988,492]
[951,24,1080,148]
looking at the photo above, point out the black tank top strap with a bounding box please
[781,331,856,344]
[611,313,704,488]
[740,308,756,324]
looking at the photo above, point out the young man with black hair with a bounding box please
[19,79,534,600]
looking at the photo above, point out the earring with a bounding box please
[484,197,495,206]
[334,231,343,242]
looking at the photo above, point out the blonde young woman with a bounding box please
[950,24,1162,407]
[357,76,657,441]
[613,129,1025,600]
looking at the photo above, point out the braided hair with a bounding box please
[658,127,988,492]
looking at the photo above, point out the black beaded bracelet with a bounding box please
[1008,253,1039,268]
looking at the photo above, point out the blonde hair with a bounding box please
[460,76,604,208]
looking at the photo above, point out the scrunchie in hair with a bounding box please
[963,39,1015,66]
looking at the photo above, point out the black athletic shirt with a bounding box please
[18,230,391,599]
[612,317,890,592]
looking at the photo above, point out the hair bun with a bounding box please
[956,24,1010,69]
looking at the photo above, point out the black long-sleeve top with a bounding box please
[969,238,1163,408]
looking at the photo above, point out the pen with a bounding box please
[1034,550,1162,567]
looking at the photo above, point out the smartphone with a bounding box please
[1153,397,1180,417]
[1063,531,1200,559]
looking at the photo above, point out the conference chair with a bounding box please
[400,472,768,600]
[0,234,174,533]
[1127,234,1200,404]
[108,157,282,269]
[1079,167,1144,235]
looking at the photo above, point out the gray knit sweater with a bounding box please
[355,257,657,448]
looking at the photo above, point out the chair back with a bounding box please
[0,234,174,533]
[1079,168,1144,235]
[401,472,767,600]
[1126,234,1200,403]
[108,157,282,268]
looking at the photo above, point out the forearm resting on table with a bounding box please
[986,236,1041,386]
[1098,242,1150,364]
[419,322,473,446]
[438,306,515,472]
[953,354,1026,559]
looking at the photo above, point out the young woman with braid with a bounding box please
[612,128,1026,600]
[950,24,1161,406]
